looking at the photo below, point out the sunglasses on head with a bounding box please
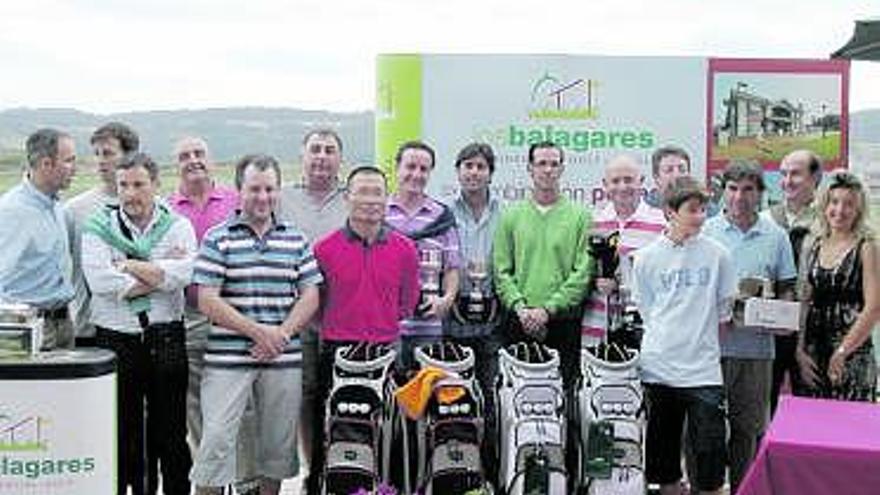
[830,171,860,188]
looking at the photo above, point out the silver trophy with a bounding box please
[453,259,498,324]
[466,260,488,317]
[417,248,442,317]
[608,253,643,349]
[0,301,43,358]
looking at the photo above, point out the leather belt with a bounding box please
[38,306,69,319]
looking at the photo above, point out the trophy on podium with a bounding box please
[416,247,442,318]
[0,301,43,357]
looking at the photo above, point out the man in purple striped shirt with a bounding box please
[385,141,461,371]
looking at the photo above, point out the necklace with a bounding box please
[818,237,857,269]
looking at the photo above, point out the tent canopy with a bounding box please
[832,19,880,60]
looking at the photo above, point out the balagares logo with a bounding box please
[0,414,49,453]
[529,72,599,120]
[470,70,656,152]
[0,413,96,480]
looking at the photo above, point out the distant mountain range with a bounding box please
[0,106,877,166]
[0,107,374,164]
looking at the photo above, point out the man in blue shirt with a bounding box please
[703,161,796,493]
[444,142,504,480]
[0,128,77,349]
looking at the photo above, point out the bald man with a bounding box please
[581,154,666,346]
[763,149,822,413]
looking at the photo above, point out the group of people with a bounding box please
[0,123,877,495]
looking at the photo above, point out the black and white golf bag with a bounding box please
[576,343,644,494]
[496,342,567,495]
[403,341,489,495]
[322,342,397,495]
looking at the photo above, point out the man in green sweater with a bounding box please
[493,140,593,389]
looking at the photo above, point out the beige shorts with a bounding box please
[190,365,302,487]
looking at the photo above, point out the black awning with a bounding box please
[832,19,880,60]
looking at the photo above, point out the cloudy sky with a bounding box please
[1,0,877,113]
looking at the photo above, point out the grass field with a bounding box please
[712,132,840,161]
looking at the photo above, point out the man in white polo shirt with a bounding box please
[581,154,666,346]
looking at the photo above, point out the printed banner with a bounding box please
[0,374,116,494]
[376,54,849,206]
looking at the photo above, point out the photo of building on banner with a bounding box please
[707,58,850,205]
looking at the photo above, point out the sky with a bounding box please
[0,0,878,114]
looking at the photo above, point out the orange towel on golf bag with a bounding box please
[395,366,466,420]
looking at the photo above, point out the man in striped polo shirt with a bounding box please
[581,154,666,346]
[386,140,461,372]
[190,154,322,495]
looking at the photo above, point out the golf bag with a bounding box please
[322,342,397,495]
[496,342,567,495]
[576,343,644,494]
[402,341,489,495]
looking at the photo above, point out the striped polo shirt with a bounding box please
[194,213,323,368]
[386,195,462,338]
[581,200,665,343]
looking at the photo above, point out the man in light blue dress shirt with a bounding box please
[703,161,797,493]
[0,128,77,349]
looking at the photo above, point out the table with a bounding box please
[738,395,880,495]
[0,349,116,495]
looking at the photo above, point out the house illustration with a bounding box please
[529,73,598,119]
[0,414,48,452]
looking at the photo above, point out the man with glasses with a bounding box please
[310,166,420,493]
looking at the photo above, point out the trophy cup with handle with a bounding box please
[453,259,498,324]
[417,247,442,318]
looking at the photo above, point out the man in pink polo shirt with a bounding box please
[581,154,666,346]
[167,136,241,482]
[169,137,239,242]
[309,165,420,493]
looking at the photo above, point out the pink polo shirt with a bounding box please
[315,225,420,343]
[169,184,239,307]
[168,185,239,243]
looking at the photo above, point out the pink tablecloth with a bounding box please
[738,395,880,495]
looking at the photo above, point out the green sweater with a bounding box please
[493,197,592,318]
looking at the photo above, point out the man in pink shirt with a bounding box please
[581,154,666,346]
[169,137,239,242]
[309,165,420,493]
[167,136,243,487]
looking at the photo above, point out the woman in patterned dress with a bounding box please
[796,171,880,401]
